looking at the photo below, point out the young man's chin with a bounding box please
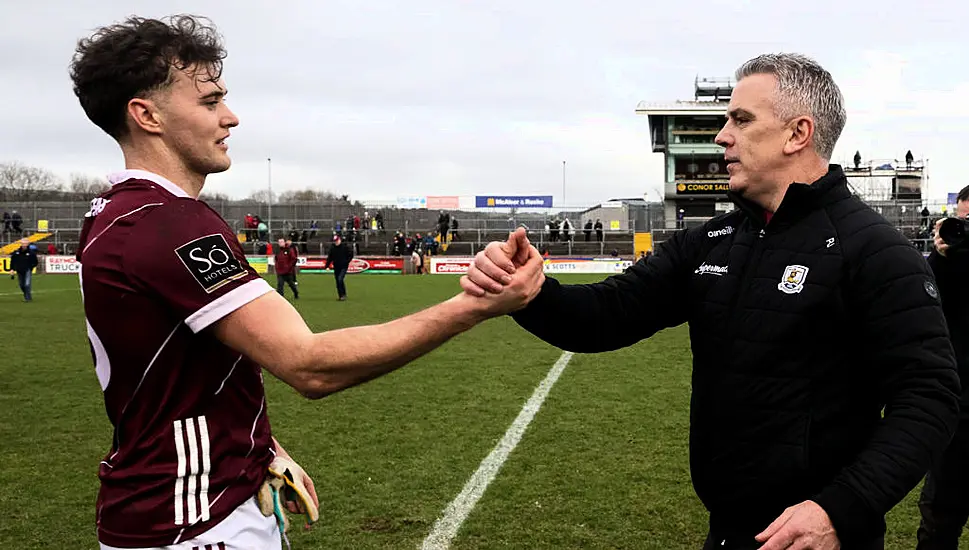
[207,160,232,174]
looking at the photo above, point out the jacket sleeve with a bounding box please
[510,229,695,353]
[812,235,960,544]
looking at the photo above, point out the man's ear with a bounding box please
[126,97,164,136]
[783,116,814,155]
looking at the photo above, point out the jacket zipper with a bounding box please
[728,226,767,342]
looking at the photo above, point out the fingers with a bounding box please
[460,275,487,297]
[756,525,797,550]
[465,261,509,294]
[466,247,517,294]
[490,242,518,275]
[756,507,795,542]
[305,474,319,510]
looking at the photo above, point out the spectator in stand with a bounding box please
[47,242,57,255]
[274,238,298,300]
[594,219,603,242]
[2,211,10,236]
[584,219,593,241]
[437,211,450,243]
[451,218,459,241]
[299,230,309,254]
[11,211,23,234]
[244,213,256,240]
[325,234,353,301]
[375,212,384,234]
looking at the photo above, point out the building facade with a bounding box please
[636,76,733,229]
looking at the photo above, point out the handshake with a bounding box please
[458,227,547,318]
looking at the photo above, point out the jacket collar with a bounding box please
[727,164,850,230]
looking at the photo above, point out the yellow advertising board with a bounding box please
[246,256,269,274]
[634,232,654,256]
[0,256,37,274]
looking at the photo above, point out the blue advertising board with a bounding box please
[475,195,553,208]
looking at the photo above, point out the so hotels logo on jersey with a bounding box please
[175,233,247,293]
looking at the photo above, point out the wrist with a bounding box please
[448,291,498,326]
[272,437,291,459]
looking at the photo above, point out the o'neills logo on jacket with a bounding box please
[695,263,728,276]
[707,226,734,238]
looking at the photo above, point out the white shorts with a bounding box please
[100,496,281,550]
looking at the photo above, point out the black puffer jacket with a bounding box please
[512,165,959,546]
[927,247,969,419]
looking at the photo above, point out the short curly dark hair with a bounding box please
[69,14,227,140]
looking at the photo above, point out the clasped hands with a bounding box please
[459,227,546,317]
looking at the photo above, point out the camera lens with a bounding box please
[939,217,969,246]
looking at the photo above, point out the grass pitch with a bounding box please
[0,273,953,549]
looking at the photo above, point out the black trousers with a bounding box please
[917,418,969,549]
[276,273,298,298]
[334,267,347,298]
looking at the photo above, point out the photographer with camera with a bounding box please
[918,184,969,549]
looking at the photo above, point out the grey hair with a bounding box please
[735,53,847,161]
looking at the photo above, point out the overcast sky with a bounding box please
[1,0,965,206]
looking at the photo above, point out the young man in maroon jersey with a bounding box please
[69,14,543,549]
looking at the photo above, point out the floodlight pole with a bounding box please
[267,157,273,239]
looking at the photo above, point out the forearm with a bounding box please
[295,293,488,397]
[215,290,492,399]
[512,268,683,353]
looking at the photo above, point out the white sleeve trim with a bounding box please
[185,278,274,333]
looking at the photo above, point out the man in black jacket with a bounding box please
[917,184,969,549]
[10,238,38,301]
[325,234,353,301]
[461,53,960,550]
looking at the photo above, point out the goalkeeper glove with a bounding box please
[257,455,319,533]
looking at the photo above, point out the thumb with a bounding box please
[512,229,530,266]
[500,229,520,258]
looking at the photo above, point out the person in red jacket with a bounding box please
[274,238,299,300]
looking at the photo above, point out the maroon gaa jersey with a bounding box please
[77,170,276,547]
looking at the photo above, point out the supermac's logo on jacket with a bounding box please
[695,263,728,276]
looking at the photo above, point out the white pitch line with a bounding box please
[420,351,574,550]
